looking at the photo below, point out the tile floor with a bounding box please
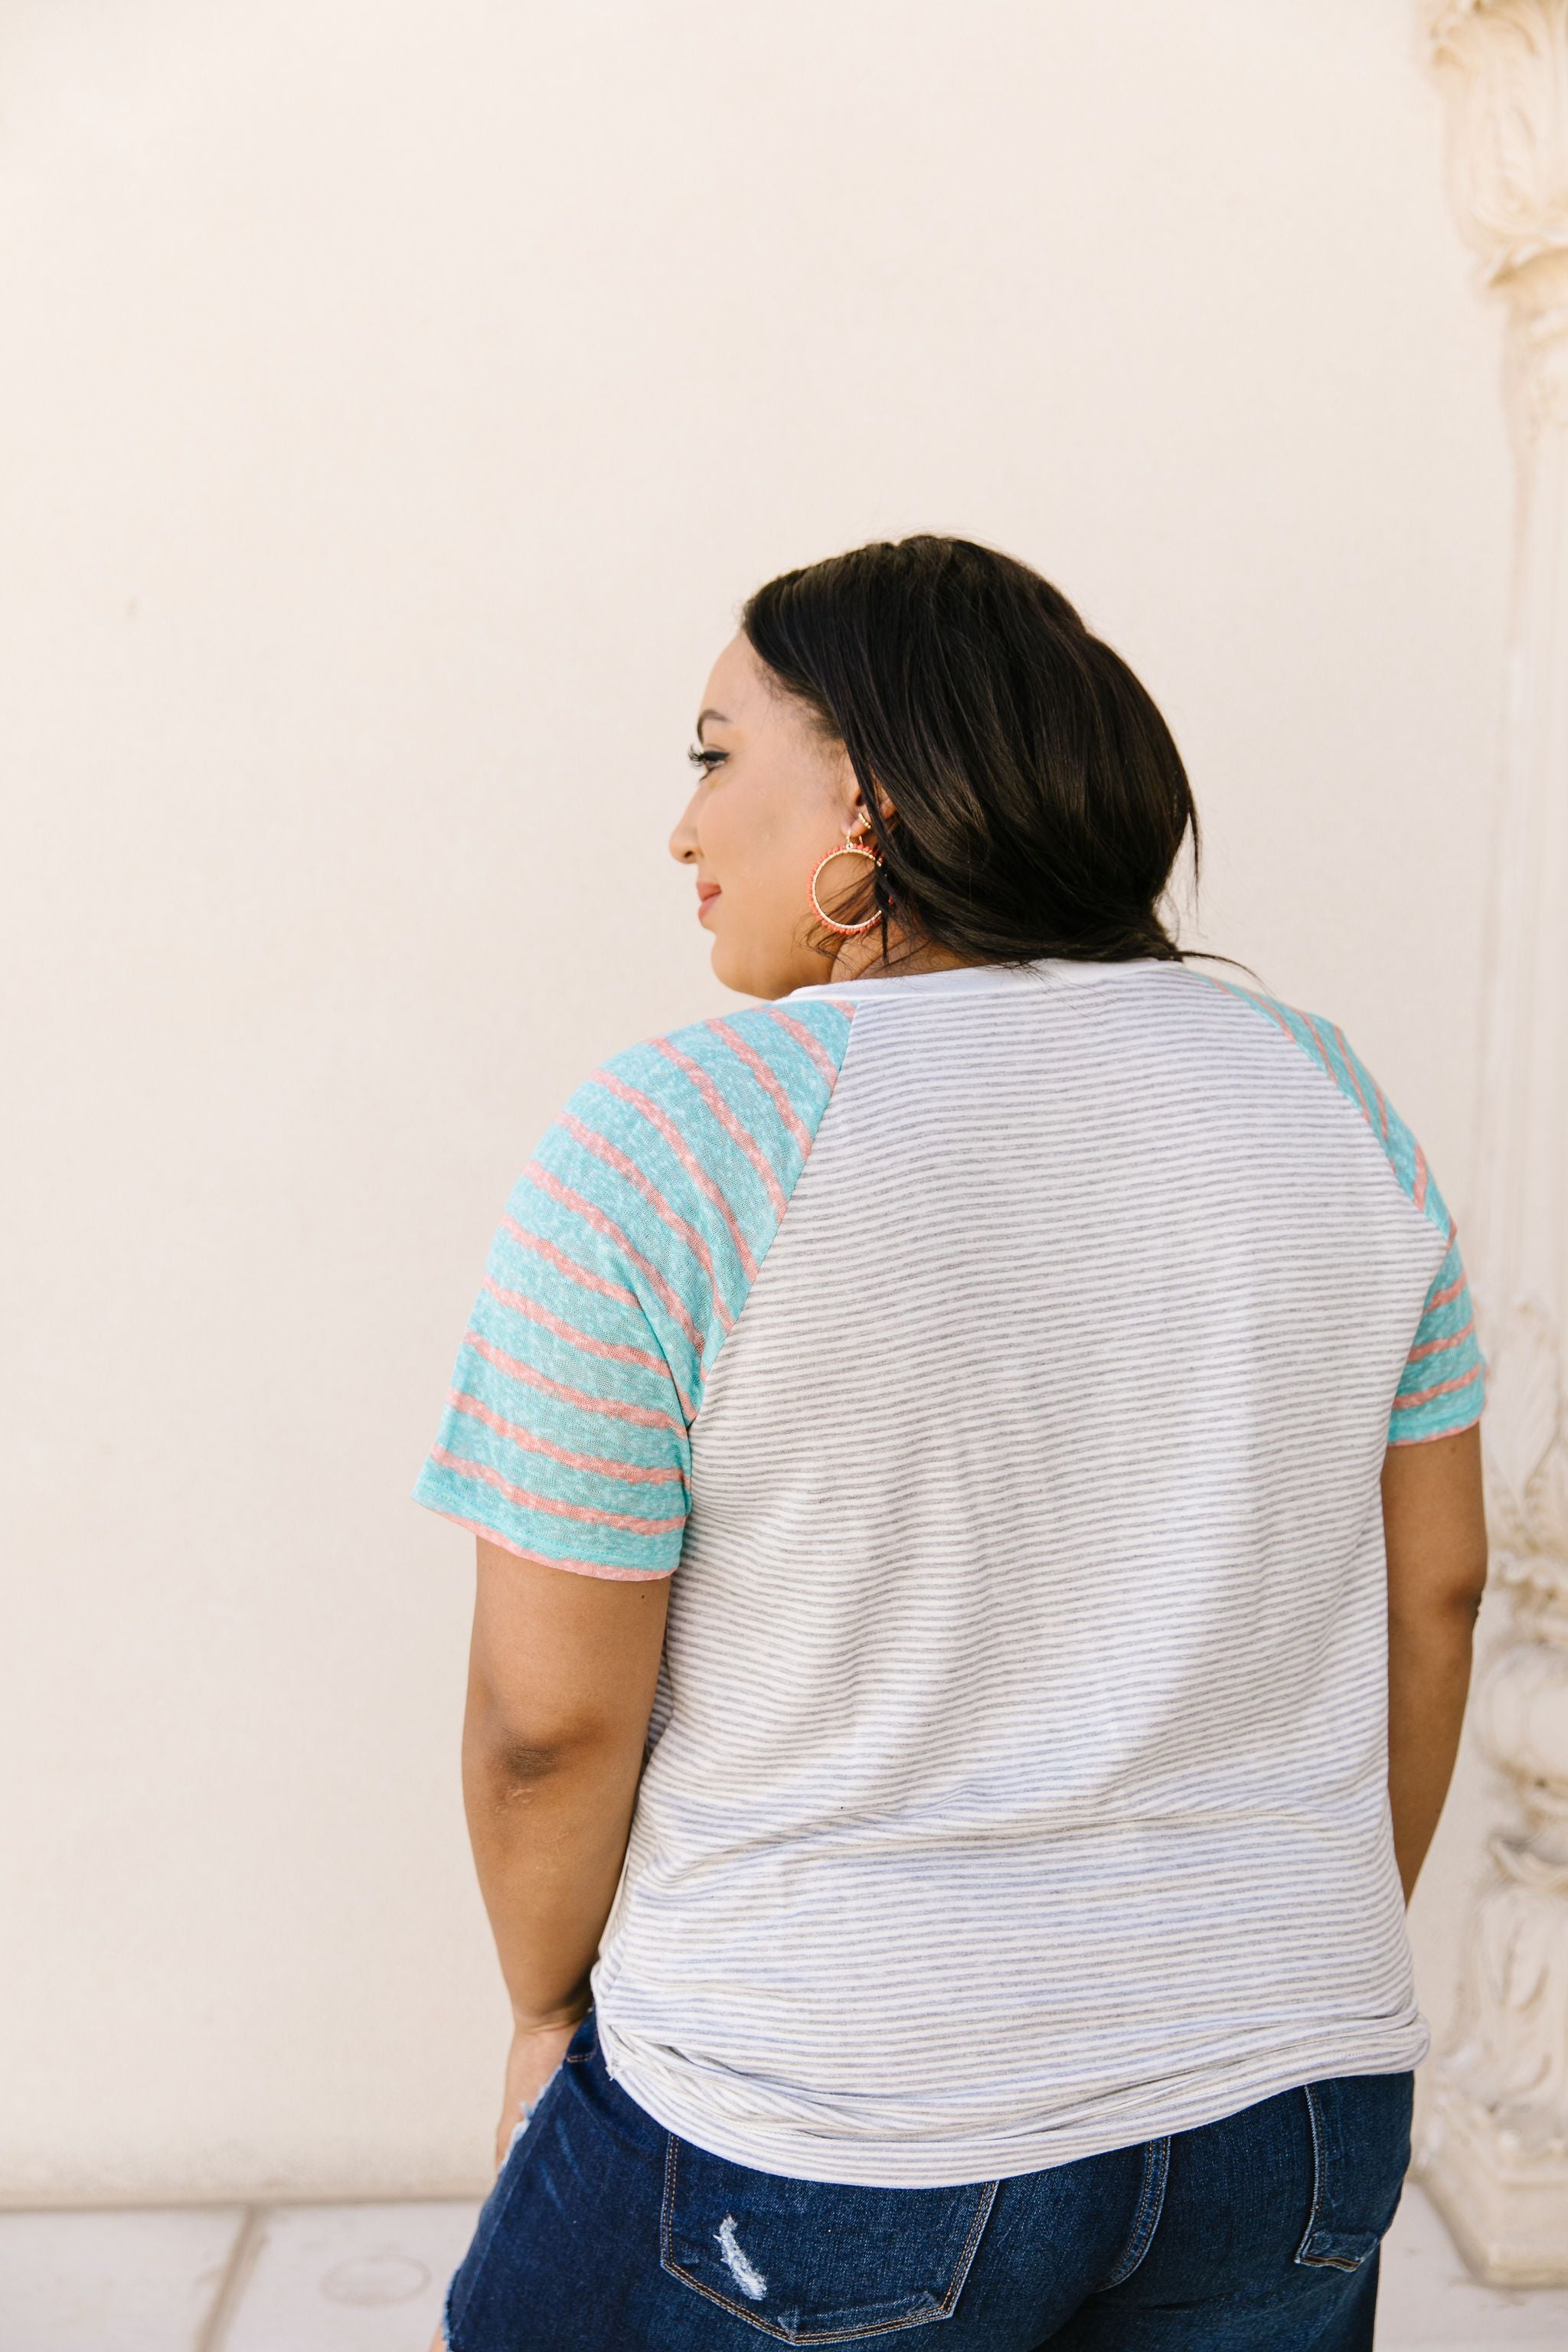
[2,2180,1566,2349]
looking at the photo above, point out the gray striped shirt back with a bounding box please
[418,955,1485,2184]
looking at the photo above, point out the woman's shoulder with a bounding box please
[516,998,860,1307]
[561,996,859,1165]
[1193,969,1451,1243]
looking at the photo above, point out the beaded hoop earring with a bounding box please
[808,824,884,937]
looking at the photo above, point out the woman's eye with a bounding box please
[688,746,727,776]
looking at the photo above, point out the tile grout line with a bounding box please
[0,2188,486,2216]
[194,2205,266,2352]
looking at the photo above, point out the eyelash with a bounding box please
[688,746,727,776]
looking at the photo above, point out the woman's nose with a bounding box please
[669,791,702,864]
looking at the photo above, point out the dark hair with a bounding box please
[741,535,1199,965]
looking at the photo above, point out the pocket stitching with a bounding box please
[1295,2082,1368,2274]
[658,2134,999,2343]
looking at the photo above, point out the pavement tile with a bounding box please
[218,2201,480,2352]
[0,2207,246,2352]
[1377,2183,1568,2346]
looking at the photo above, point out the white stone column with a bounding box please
[1419,0,1568,2289]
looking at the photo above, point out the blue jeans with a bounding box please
[443,2011,1413,2350]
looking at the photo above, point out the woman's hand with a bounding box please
[494,2014,582,2172]
[423,2020,588,2350]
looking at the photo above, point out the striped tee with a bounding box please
[414,956,1485,2187]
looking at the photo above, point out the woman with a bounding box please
[415,537,1487,2350]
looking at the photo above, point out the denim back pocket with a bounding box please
[660,2135,998,2343]
[1295,2071,1414,2272]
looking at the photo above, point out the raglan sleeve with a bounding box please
[1387,1207,1487,1447]
[410,1081,701,1580]
[1207,986,1489,1450]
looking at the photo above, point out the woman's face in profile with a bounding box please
[670,633,862,1000]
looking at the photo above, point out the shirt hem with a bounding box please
[411,1474,678,1579]
[593,2012,1431,2187]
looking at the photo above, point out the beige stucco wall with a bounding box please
[0,0,1511,2200]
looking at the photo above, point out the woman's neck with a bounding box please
[828,926,978,985]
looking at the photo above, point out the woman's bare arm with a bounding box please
[433,1553,667,2352]
[1383,1423,1488,1902]
[462,1538,670,2147]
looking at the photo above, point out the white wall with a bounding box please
[0,0,1511,2200]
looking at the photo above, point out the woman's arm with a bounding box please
[1382,1422,1488,1902]
[462,1537,671,2156]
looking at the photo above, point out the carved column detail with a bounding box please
[1421,0,1568,2288]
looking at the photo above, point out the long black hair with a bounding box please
[742,535,1199,965]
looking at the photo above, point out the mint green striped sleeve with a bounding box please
[412,999,855,1576]
[1320,1027,1486,1446]
[1201,976,1486,1448]
[1390,1224,1485,1444]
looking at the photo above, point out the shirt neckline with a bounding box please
[784,955,1175,1006]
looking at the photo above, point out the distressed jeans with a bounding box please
[442,2011,1412,2350]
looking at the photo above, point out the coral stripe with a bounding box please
[1387,1416,1481,1449]
[1328,1024,1377,1134]
[768,1007,840,1081]
[482,1274,671,1376]
[1364,1061,1391,1143]
[465,1330,684,1431]
[1391,1361,1484,1412]
[595,1073,759,1280]
[500,1217,639,1309]
[711,1023,813,1156]
[1412,1145,1429,1213]
[653,1038,789,1218]
[1406,1315,1476,1365]
[521,1165,704,1359]
[1425,1268,1468,1313]
[447,1388,684,1484]
[560,1114,732,1332]
[418,1501,677,1579]
[1299,1011,1341,1089]
[431,1446,685,1534]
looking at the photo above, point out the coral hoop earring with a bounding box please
[808,828,884,937]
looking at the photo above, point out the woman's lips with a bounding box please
[697,885,721,923]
